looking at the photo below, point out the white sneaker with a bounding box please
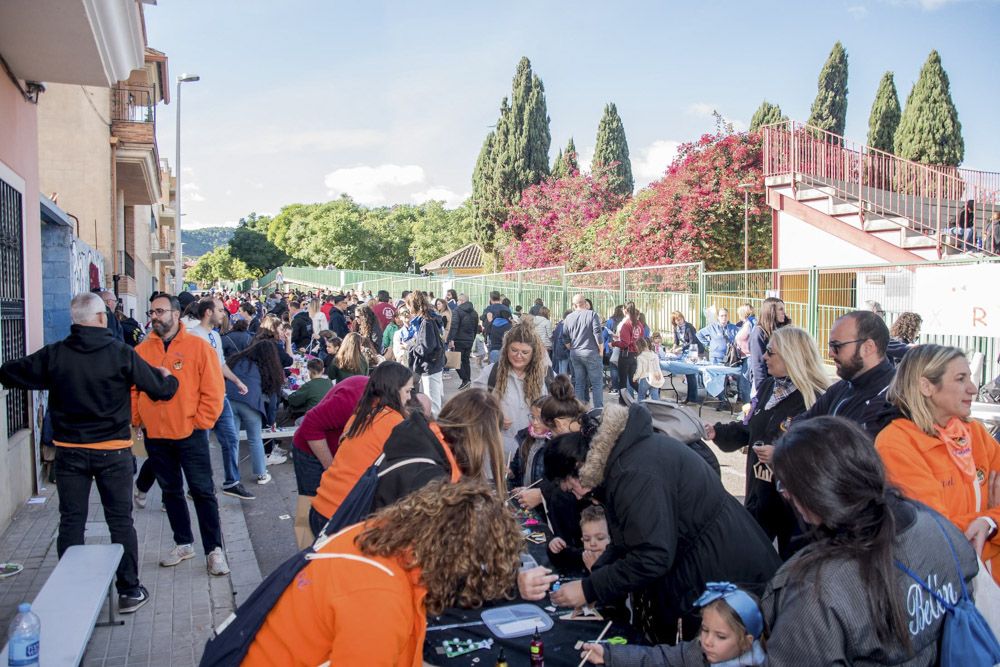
[265,452,287,466]
[133,490,147,509]
[207,547,230,576]
[160,543,195,567]
[272,445,288,457]
[256,472,272,485]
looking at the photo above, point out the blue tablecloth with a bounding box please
[660,358,743,397]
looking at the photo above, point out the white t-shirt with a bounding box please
[182,317,225,370]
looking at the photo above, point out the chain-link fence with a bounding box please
[248,258,1000,384]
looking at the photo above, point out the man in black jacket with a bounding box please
[0,293,178,614]
[289,300,313,351]
[447,293,479,390]
[327,294,350,338]
[798,310,897,437]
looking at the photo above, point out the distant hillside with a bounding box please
[182,226,236,258]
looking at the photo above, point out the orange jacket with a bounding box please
[312,407,404,520]
[132,322,225,439]
[243,522,427,667]
[876,417,1000,582]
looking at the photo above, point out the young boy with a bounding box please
[580,505,611,572]
[287,358,333,417]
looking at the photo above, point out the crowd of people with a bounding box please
[2,281,999,666]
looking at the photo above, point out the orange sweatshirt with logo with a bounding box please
[132,322,225,439]
[311,407,405,520]
[876,417,1000,582]
[243,522,427,667]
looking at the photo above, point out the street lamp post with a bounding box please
[737,182,754,273]
[174,73,200,292]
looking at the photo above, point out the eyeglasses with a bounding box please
[146,308,177,317]
[776,479,786,494]
[828,338,866,354]
[764,346,777,356]
[508,348,533,357]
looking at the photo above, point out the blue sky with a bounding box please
[147,0,1000,229]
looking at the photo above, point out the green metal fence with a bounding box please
[244,258,1000,384]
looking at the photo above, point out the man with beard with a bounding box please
[797,310,897,437]
[133,294,230,576]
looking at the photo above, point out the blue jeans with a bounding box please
[55,447,139,595]
[637,379,661,401]
[554,358,570,376]
[145,430,222,553]
[292,447,326,496]
[950,226,974,250]
[489,349,501,364]
[570,351,604,409]
[213,397,240,488]
[738,358,752,404]
[610,363,620,391]
[230,399,266,477]
[684,374,700,403]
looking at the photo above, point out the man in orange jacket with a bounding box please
[133,294,230,576]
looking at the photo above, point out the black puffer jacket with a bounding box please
[797,357,898,437]
[449,301,480,346]
[0,325,177,444]
[579,404,781,643]
[371,412,458,511]
[290,310,313,351]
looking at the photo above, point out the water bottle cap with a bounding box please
[17,602,30,613]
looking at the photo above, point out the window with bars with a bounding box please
[0,177,28,437]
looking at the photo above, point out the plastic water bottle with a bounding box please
[7,603,39,667]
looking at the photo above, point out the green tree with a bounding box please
[867,72,901,152]
[592,103,634,196]
[470,57,551,253]
[894,50,964,166]
[807,42,849,137]
[409,201,475,266]
[748,100,787,133]
[551,137,579,179]
[186,246,255,285]
[228,212,289,275]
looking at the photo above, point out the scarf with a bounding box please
[934,417,975,481]
[710,640,766,666]
[764,377,798,411]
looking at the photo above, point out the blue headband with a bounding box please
[694,582,764,640]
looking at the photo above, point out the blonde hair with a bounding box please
[768,327,830,409]
[335,332,365,373]
[737,304,755,321]
[307,297,322,319]
[493,320,547,406]
[888,344,967,435]
[436,389,506,497]
[670,311,685,327]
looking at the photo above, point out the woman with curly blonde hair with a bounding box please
[474,319,550,458]
[243,479,523,666]
[887,311,922,365]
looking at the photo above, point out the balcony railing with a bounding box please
[762,120,999,257]
[124,251,135,278]
[112,84,155,124]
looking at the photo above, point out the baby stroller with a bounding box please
[620,391,721,477]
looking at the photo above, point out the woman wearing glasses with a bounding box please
[876,344,1000,584]
[705,327,829,558]
[748,297,790,392]
[474,320,550,460]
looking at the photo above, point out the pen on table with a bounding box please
[507,478,542,501]
[578,620,614,667]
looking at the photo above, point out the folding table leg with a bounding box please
[97,582,125,627]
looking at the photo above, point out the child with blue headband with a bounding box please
[581,582,766,666]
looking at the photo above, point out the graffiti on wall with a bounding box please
[70,237,105,295]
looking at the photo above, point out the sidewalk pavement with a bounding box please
[0,443,262,667]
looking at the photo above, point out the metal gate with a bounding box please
[0,177,28,436]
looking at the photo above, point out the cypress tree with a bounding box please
[867,72,901,152]
[749,100,787,133]
[807,42,849,137]
[564,137,579,174]
[894,50,964,166]
[551,148,565,179]
[470,57,552,250]
[592,103,634,196]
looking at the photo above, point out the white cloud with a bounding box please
[323,164,427,205]
[847,4,869,17]
[225,128,386,156]
[181,182,205,202]
[633,139,682,188]
[576,145,595,173]
[411,187,468,208]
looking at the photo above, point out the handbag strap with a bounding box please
[894,510,971,608]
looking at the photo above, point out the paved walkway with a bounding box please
[0,444,260,667]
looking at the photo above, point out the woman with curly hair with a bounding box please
[243,479,523,667]
[886,311,922,365]
[328,331,369,382]
[474,319,550,458]
[353,303,383,354]
[225,340,288,483]
[253,313,293,367]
